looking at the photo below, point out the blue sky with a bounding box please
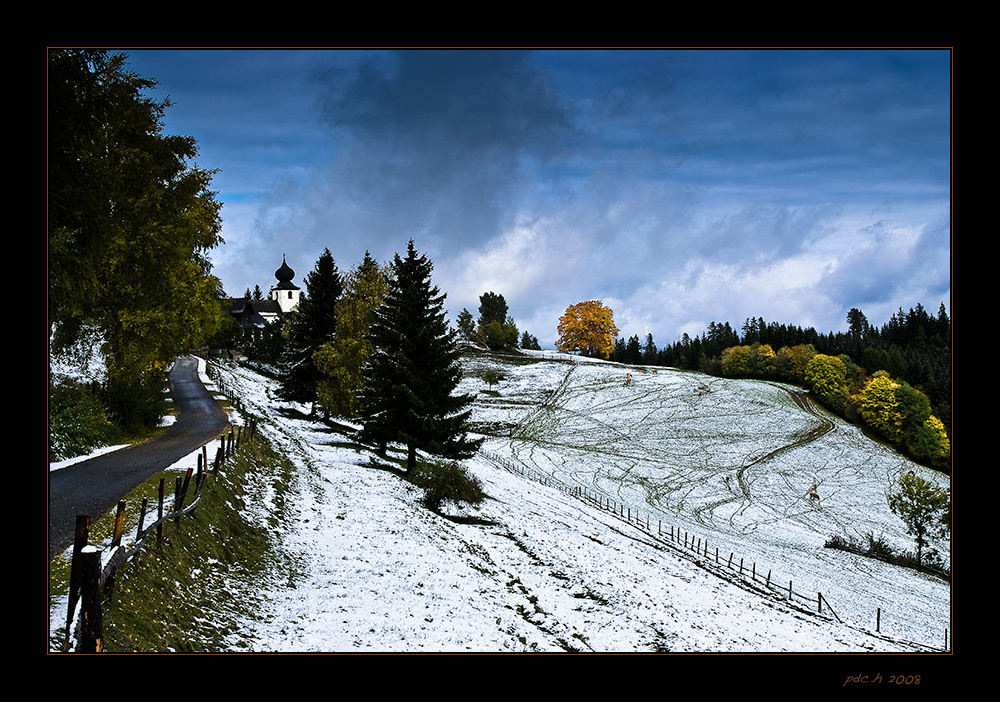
[121,48,951,348]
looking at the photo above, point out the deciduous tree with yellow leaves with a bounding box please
[556,301,619,359]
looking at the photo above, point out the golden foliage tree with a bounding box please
[556,301,619,359]
[856,372,904,441]
[804,353,850,412]
[314,252,390,418]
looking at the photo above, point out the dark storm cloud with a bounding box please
[113,49,950,346]
[307,50,578,252]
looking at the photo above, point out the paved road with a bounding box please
[49,356,230,560]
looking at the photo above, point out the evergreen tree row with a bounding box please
[611,303,950,408]
[262,241,482,475]
[455,292,540,351]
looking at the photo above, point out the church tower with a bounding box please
[271,255,301,314]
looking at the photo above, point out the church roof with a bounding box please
[223,297,281,329]
[274,255,300,290]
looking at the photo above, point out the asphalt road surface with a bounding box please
[49,356,230,560]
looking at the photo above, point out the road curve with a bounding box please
[48,356,230,560]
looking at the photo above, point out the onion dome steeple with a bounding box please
[271,254,301,313]
[274,254,298,290]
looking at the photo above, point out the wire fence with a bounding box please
[479,448,951,652]
[176,358,951,652]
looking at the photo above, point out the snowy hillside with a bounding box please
[193,349,950,653]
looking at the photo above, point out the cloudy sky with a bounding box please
[121,48,951,349]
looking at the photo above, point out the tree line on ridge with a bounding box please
[608,304,951,471]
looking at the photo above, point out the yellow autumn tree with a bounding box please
[314,252,390,418]
[804,353,850,412]
[556,300,619,359]
[720,345,754,377]
[856,372,903,441]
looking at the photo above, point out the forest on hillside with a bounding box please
[608,303,951,471]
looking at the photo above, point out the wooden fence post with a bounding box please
[174,476,183,526]
[65,514,91,651]
[111,500,125,547]
[77,546,103,652]
[157,478,165,543]
[104,501,126,596]
[137,497,149,540]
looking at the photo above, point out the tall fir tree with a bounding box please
[276,248,342,415]
[357,240,482,472]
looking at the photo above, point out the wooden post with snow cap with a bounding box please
[64,514,90,650]
[77,546,103,653]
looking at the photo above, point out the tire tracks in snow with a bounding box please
[708,385,837,531]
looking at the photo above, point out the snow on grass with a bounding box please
[204,350,949,653]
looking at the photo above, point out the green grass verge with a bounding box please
[50,432,300,653]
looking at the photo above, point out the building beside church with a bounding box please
[223,255,301,339]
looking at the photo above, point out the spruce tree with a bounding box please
[477,292,518,349]
[358,240,482,472]
[276,248,342,415]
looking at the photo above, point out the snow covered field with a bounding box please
[50,350,951,655]
[192,350,950,653]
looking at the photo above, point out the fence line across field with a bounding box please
[479,448,950,653]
